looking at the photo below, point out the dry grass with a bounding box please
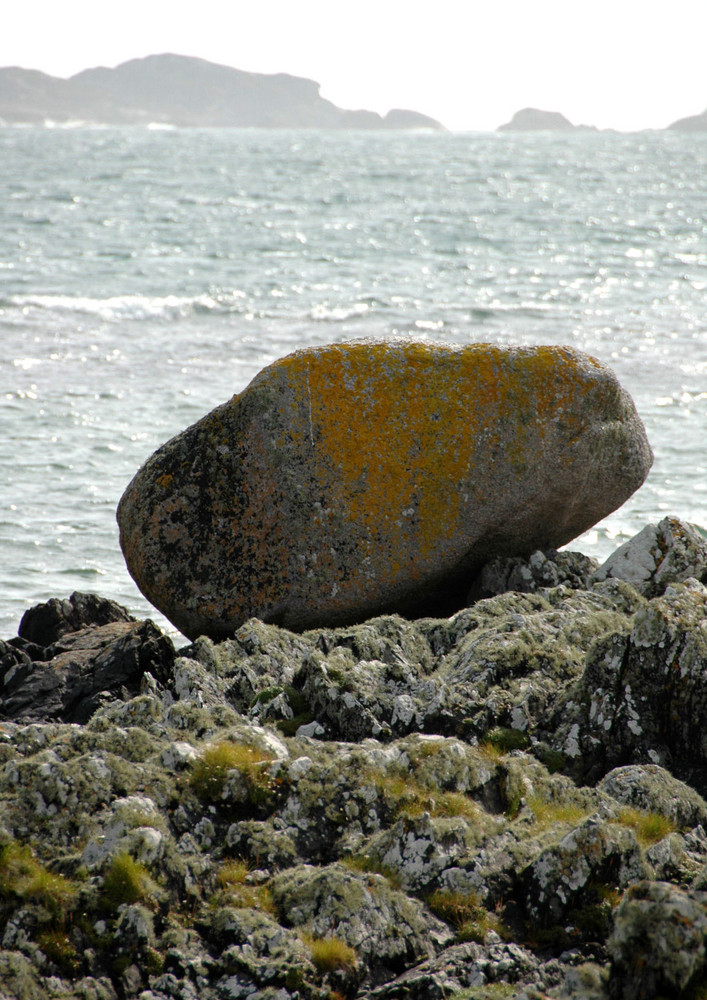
[616,807,676,846]
[300,933,357,973]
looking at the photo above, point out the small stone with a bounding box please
[117,339,652,639]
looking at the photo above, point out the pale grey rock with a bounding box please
[592,515,707,597]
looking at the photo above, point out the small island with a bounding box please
[497,107,595,131]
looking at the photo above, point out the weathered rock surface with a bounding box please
[608,881,707,999]
[5,517,707,1000]
[118,339,652,640]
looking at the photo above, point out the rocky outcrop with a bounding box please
[3,516,707,999]
[117,339,652,640]
[0,592,175,724]
[591,515,707,597]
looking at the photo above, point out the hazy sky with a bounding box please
[5,0,707,131]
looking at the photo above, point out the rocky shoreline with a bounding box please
[2,515,707,1000]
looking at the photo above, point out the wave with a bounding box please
[3,291,248,322]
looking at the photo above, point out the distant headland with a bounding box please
[0,53,443,130]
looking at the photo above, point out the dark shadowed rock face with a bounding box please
[118,339,652,640]
[18,591,134,647]
[1,594,175,724]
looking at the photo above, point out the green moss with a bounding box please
[250,686,285,707]
[101,852,161,910]
[537,748,567,774]
[276,712,314,737]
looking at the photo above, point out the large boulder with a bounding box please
[117,339,652,640]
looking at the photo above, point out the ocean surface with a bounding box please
[1,126,706,643]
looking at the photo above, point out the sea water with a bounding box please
[1,126,706,642]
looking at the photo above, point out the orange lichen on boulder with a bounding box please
[117,339,652,639]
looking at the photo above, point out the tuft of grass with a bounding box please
[190,741,277,806]
[367,769,479,823]
[211,859,275,914]
[342,853,403,890]
[0,842,77,918]
[527,796,592,830]
[427,888,508,943]
[37,928,81,976]
[483,727,530,754]
[101,852,161,910]
[301,933,357,973]
[616,807,676,846]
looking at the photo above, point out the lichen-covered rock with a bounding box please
[550,580,707,789]
[469,548,599,600]
[607,881,707,999]
[592,516,707,597]
[117,339,652,639]
[367,939,541,998]
[270,862,454,967]
[598,764,707,830]
[522,815,648,926]
[7,532,707,1000]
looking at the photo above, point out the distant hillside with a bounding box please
[0,53,443,129]
[497,107,596,131]
[668,108,707,131]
